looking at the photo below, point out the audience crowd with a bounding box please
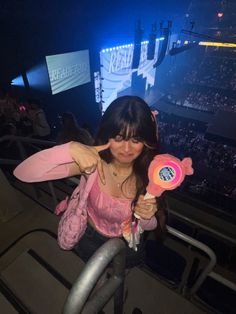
[164,48,236,114]
[0,89,51,139]
[184,56,236,91]
[56,112,94,145]
[166,89,236,113]
[157,111,236,205]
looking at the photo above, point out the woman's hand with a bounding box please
[134,195,158,220]
[69,141,110,184]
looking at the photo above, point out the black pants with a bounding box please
[74,223,146,268]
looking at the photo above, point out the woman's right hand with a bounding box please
[134,195,158,220]
[69,141,110,184]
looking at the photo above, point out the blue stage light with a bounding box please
[26,62,50,90]
[11,76,24,87]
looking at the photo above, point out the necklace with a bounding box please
[109,163,132,188]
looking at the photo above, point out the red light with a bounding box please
[217,12,224,18]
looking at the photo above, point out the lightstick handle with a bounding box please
[144,192,154,200]
[134,192,155,219]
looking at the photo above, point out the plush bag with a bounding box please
[56,172,97,250]
[54,196,69,215]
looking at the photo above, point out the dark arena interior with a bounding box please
[0,1,236,313]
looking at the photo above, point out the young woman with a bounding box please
[14,96,166,268]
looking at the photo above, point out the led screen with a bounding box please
[100,40,161,112]
[46,50,91,95]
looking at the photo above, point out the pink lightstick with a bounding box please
[122,154,194,251]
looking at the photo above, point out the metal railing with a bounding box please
[0,135,60,209]
[208,271,236,292]
[167,226,217,296]
[168,208,236,245]
[63,238,126,314]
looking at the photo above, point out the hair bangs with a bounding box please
[112,115,144,140]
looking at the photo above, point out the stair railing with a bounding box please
[63,238,126,314]
[167,226,217,296]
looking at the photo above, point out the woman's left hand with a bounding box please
[134,195,158,220]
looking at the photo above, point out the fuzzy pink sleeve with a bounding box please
[139,216,157,231]
[14,143,74,182]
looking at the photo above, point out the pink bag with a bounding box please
[56,172,97,250]
[54,197,69,215]
[56,182,87,250]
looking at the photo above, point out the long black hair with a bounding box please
[94,96,167,233]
